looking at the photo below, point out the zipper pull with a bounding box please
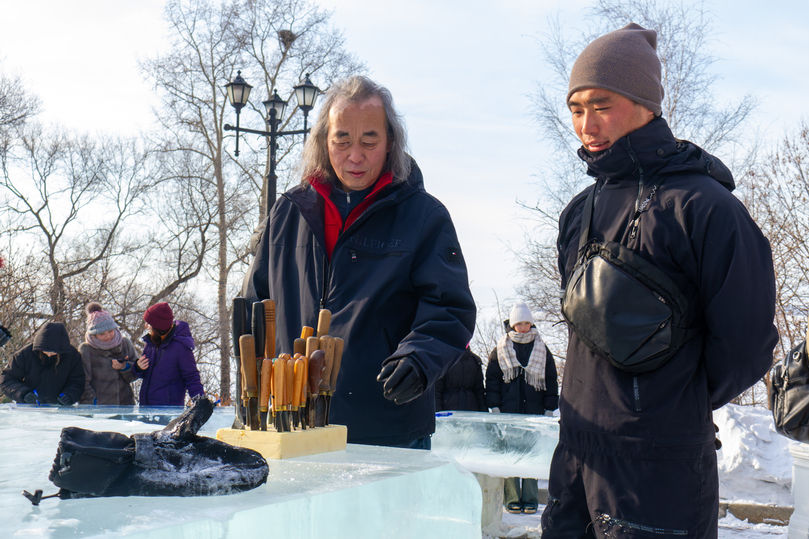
[346,192,351,204]
[630,215,640,239]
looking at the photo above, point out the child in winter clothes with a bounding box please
[79,302,138,405]
[485,302,559,514]
[134,302,204,406]
[0,322,84,405]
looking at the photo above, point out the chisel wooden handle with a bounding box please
[296,356,308,408]
[240,335,258,397]
[301,326,314,340]
[273,357,286,410]
[285,356,295,409]
[252,302,266,359]
[316,309,331,338]
[306,336,320,358]
[259,358,273,412]
[307,350,326,395]
[263,299,276,360]
[319,336,335,393]
[330,337,344,392]
[293,338,306,357]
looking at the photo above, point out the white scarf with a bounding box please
[496,327,546,391]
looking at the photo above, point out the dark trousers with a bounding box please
[390,436,432,450]
[541,438,719,538]
[504,477,538,505]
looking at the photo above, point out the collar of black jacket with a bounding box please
[577,117,735,192]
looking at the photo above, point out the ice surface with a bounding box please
[432,411,559,481]
[2,404,481,538]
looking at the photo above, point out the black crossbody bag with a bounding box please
[561,177,702,373]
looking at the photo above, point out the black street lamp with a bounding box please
[224,72,320,217]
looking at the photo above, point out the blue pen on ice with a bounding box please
[435,411,452,417]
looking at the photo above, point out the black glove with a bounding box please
[377,356,426,405]
[23,392,37,404]
[57,393,73,406]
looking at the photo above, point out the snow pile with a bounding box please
[715,404,795,506]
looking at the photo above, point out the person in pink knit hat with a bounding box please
[79,302,137,405]
[134,302,204,406]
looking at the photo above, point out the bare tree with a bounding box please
[140,0,365,403]
[744,120,809,359]
[0,125,150,333]
[518,0,760,365]
[0,63,40,135]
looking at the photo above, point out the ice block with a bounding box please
[1,404,481,538]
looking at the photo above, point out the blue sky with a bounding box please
[0,0,806,325]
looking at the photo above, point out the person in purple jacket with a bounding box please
[134,302,204,406]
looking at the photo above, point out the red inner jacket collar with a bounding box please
[308,171,393,260]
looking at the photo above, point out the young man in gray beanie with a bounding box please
[543,23,777,538]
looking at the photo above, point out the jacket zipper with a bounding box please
[320,255,330,309]
[633,375,641,412]
[627,144,645,239]
[595,513,688,535]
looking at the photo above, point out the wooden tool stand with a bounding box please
[216,424,347,460]
[223,303,348,459]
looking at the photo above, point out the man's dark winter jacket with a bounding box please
[557,117,777,448]
[0,322,84,404]
[485,341,559,415]
[252,160,476,446]
[435,349,487,412]
[135,321,204,406]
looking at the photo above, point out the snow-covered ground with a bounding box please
[486,403,796,538]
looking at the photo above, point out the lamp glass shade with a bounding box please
[263,90,287,123]
[293,75,320,112]
[225,71,252,109]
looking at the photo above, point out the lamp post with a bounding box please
[224,72,320,217]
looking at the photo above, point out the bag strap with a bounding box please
[577,174,670,253]
[577,185,597,253]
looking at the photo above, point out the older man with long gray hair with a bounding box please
[247,76,475,448]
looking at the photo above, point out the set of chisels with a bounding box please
[232,298,343,432]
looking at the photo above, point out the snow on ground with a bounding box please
[485,403,797,538]
[715,404,795,506]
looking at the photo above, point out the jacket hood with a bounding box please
[142,320,195,351]
[579,116,735,192]
[32,322,74,354]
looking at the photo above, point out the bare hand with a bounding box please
[111,359,125,370]
[137,355,149,370]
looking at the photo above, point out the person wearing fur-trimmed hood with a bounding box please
[79,302,137,405]
[485,301,558,515]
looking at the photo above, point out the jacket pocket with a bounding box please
[540,494,560,533]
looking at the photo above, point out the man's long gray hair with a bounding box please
[299,76,411,186]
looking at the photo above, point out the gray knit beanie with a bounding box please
[85,302,118,335]
[567,23,663,116]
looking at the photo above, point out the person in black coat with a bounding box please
[435,347,486,412]
[485,302,558,515]
[0,322,84,405]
